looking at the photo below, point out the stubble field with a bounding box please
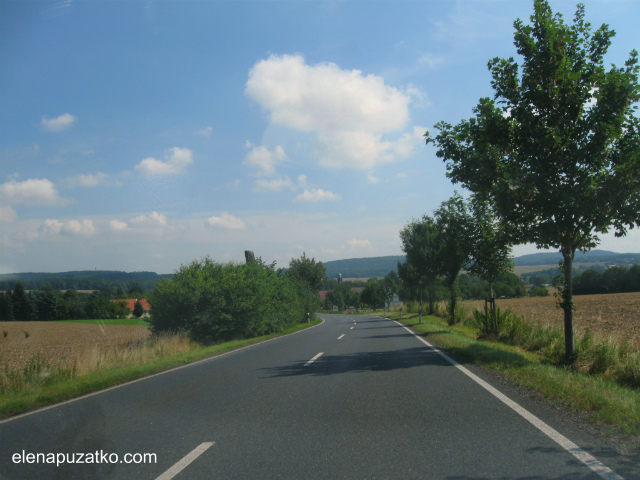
[0,321,151,373]
[462,292,640,347]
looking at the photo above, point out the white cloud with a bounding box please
[131,211,167,226]
[110,219,128,231]
[41,218,96,236]
[64,172,110,188]
[0,178,65,205]
[40,113,77,132]
[347,238,372,248]
[196,126,213,137]
[246,54,412,170]
[206,213,246,230]
[135,147,193,176]
[253,177,293,192]
[418,53,445,69]
[294,188,341,203]
[0,206,17,223]
[244,142,287,176]
[368,175,380,184]
[394,126,427,158]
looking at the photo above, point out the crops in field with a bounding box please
[0,321,151,375]
[462,292,640,348]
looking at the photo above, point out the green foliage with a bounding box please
[132,300,144,318]
[427,0,640,359]
[528,285,550,297]
[399,214,442,314]
[467,196,513,297]
[573,264,640,294]
[286,252,326,291]
[325,283,360,310]
[434,193,475,324]
[149,257,307,344]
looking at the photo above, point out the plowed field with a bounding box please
[463,292,640,347]
[0,321,150,372]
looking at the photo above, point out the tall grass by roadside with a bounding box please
[464,306,640,390]
[0,319,322,420]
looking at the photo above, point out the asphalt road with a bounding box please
[1,314,637,479]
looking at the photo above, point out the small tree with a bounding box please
[427,1,640,359]
[399,215,442,316]
[434,193,474,325]
[287,252,326,292]
[133,300,144,318]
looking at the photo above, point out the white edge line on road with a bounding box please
[399,323,624,480]
[338,334,345,340]
[155,442,214,480]
[0,319,327,425]
[304,352,324,366]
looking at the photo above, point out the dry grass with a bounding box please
[461,292,640,348]
[0,321,151,373]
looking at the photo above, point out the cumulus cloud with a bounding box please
[206,213,246,230]
[244,142,287,176]
[246,54,413,170]
[110,219,128,231]
[135,147,193,176]
[64,172,111,188]
[294,188,341,203]
[130,211,167,226]
[41,218,96,236]
[253,177,293,192]
[0,178,65,205]
[394,126,427,158]
[0,206,17,223]
[40,113,77,132]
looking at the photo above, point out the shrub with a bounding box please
[150,258,306,344]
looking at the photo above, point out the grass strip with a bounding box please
[381,310,640,437]
[0,319,321,421]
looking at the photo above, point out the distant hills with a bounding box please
[1,249,638,289]
[322,250,640,279]
[513,249,640,266]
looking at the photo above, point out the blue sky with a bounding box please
[1,0,639,274]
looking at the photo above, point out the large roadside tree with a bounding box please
[427,1,640,359]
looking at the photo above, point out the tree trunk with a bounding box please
[427,280,435,315]
[561,248,576,361]
[449,276,457,325]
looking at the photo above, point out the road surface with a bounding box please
[1,314,637,479]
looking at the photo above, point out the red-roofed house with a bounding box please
[111,298,151,317]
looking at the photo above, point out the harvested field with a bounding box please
[0,321,150,373]
[462,292,640,347]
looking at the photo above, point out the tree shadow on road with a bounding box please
[259,347,454,378]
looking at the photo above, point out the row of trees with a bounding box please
[400,193,513,325]
[424,0,640,359]
[0,282,142,321]
[573,265,640,295]
[149,254,324,344]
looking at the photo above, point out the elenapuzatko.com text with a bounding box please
[12,450,157,468]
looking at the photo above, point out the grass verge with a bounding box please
[0,318,321,421]
[374,309,640,440]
